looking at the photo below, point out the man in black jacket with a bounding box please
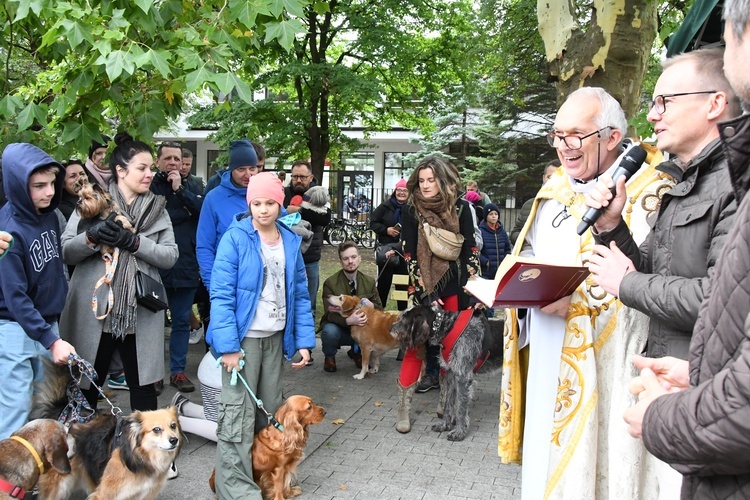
[284,161,331,341]
[150,142,204,392]
[624,5,750,497]
[587,48,741,360]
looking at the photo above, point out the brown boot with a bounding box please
[396,380,416,433]
[324,356,337,372]
[347,348,362,369]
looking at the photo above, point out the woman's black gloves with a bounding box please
[98,219,140,252]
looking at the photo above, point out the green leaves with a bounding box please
[16,102,47,131]
[264,19,304,51]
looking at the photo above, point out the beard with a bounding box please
[292,182,308,194]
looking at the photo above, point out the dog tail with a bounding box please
[29,358,71,420]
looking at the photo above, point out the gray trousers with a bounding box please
[214,333,284,499]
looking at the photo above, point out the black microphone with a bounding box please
[576,145,648,235]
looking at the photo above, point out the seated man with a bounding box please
[320,241,382,373]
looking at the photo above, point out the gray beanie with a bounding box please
[229,139,258,170]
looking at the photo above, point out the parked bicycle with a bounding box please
[324,217,376,248]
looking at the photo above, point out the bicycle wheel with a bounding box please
[359,229,376,249]
[327,227,347,245]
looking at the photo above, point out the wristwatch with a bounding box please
[173,184,184,194]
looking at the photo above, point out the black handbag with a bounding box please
[375,242,401,268]
[135,270,169,312]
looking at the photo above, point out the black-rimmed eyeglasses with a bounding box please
[647,91,717,115]
[546,126,612,150]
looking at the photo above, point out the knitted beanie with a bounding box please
[465,190,482,203]
[246,171,284,206]
[484,202,500,220]
[229,139,258,171]
[395,178,407,190]
[88,135,111,159]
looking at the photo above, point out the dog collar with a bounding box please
[431,310,445,333]
[10,436,44,475]
[0,478,26,499]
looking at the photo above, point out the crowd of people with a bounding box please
[2,4,750,497]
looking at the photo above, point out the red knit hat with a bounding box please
[246,172,284,206]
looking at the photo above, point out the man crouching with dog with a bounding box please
[320,241,382,373]
[0,143,77,440]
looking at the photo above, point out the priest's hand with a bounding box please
[540,295,571,318]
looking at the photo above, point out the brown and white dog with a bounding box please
[327,294,401,379]
[0,419,70,499]
[209,395,326,500]
[76,183,134,256]
[37,408,182,500]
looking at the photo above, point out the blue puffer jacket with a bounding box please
[478,220,511,279]
[206,214,316,360]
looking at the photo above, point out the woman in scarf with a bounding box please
[395,156,479,433]
[60,132,178,411]
[369,178,409,310]
[82,135,112,190]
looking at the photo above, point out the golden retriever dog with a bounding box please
[327,294,401,379]
[76,183,134,256]
[37,408,182,500]
[0,419,70,499]
[209,395,326,500]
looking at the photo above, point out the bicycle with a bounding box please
[324,217,376,248]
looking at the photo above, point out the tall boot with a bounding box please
[436,378,447,419]
[396,380,416,433]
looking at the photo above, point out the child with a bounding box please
[0,143,77,439]
[208,171,315,498]
[478,202,511,280]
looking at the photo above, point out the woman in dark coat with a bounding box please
[369,178,409,310]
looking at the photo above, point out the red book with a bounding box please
[464,255,589,308]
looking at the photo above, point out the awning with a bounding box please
[666,0,723,57]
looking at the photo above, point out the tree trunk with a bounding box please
[537,0,658,122]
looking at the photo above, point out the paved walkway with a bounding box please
[141,331,522,499]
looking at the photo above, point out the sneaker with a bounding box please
[167,461,178,480]
[108,374,129,391]
[170,372,195,393]
[170,392,189,415]
[154,380,164,396]
[415,374,440,393]
[188,326,203,345]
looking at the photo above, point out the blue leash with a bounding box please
[212,348,284,432]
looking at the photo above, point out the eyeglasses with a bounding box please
[546,126,612,150]
[291,175,311,181]
[394,188,408,194]
[647,91,717,115]
[348,279,356,295]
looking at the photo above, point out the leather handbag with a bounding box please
[135,270,168,312]
[375,242,401,268]
[422,222,464,261]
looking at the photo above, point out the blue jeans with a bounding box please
[0,320,54,439]
[304,261,319,322]
[167,286,198,375]
[320,323,359,358]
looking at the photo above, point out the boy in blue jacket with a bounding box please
[0,143,77,438]
[208,172,315,499]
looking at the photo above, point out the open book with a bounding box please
[465,255,590,308]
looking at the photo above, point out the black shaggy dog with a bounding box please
[390,305,488,441]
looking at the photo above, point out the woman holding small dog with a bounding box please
[59,132,178,412]
[208,172,316,499]
[396,156,479,433]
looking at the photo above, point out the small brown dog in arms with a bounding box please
[0,419,71,499]
[37,408,182,500]
[209,395,326,500]
[76,183,134,256]
[327,294,401,379]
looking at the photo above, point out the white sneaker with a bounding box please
[168,462,178,480]
[188,326,203,345]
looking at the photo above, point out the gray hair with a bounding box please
[567,87,628,139]
[724,0,750,41]
[305,185,329,207]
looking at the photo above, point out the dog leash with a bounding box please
[91,247,119,320]
[213,349,284,432]
[375,248,404,281]
[63,354,122,425]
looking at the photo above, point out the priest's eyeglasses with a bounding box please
[546,126,612,150]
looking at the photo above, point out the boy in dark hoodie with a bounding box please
[0,143,78,439]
